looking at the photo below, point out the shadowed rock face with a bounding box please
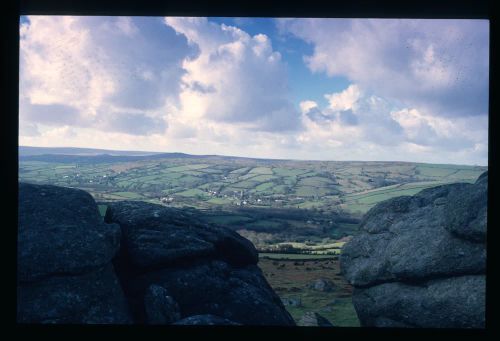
[143,284,181,324]
[340,172,487,328]
[17,183,294,326]
[105,201,295,326]
[17,183,132,323]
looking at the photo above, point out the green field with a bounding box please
[19,155,486,246]
[19,156,485,214]
[341,180,464,214]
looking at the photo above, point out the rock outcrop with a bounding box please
[307,278,336,292]
[17,183,294,326]
[340,172,487,328]
[17,183,132,323]
[105,201,295,326]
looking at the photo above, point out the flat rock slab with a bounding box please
[105,201,258,269]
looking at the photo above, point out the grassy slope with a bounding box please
[259,257,359,326]
[19,158,486,215]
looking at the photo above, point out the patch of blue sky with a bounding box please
[209,17,351,108]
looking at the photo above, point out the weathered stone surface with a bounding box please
[297,312,334,327]
[352,275,485,328]
[18,185,294,326]
[340,172,487,328]
[144,284,181,324]
[124,259,295,326]
[18,183,131,323]
[341,179,487,287]
[18,183,121,282]
[17,263,131,324]
[307,278,336,292]
[173,314,241,325]
[105,201,258,269]
[444,171,488,242]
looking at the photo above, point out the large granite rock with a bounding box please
[340,172,488,328]
[17,183,294,325]
[17,183,131,323]
[18,185,294,326]
[104,200,258,269]
[105,201,294,326]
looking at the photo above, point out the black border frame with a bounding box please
[4,0,496,338]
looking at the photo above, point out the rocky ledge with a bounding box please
[17,183,295,326]
[340,171,487,328]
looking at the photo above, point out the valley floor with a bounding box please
[259,256,359,326]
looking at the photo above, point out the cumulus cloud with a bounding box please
[20,101,83,126]
[325,84,361,111]
[278,18,489,118]
[164,17,302,132]
[19,17,488,165]
[98,112,167,136]
[276,18,488,164]
[20,16,193,136]
[297,83,487,163]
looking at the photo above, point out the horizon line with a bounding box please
[18,145,489,167]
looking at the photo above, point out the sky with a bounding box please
[19,16,489,165]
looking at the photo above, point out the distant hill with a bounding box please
[18,146,216,163]
[19,146,163,157]
[18,153,205,164]
[18,146,285,164]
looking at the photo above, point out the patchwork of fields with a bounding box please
[20,154,486,252]
[18,156,486,216]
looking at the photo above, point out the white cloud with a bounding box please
[20,16,192,136]
[299,100,318,114]
[325,84,361,111]
[19,17,488,165]
[276,18,488,164]
[278,18,489,118]
[294,83,488,164]
[114,17,139,37]
[164,17,301,132]
[20,16,302,158]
